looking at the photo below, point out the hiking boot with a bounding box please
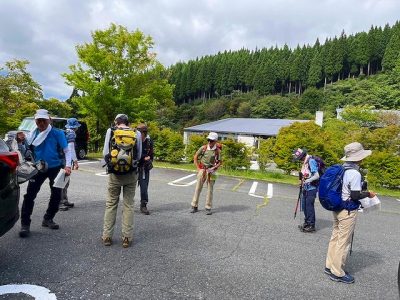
[62,201,74,208]
[324,268,332,275]
[102,237,112,246]
[329,273,355,284]
[59,205,69,211]
[205,209,212,215]
[42,219,59,229]
[19,225,30,238]
[302,225,316,233]
[122,237,131,248]
[190,206,198,213]
[140,206,150,215]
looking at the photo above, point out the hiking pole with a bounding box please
[294,185,303,219]
[349,229,355,256]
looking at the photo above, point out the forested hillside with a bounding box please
[168,21,400,109]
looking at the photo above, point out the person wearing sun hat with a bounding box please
[325,142,376,284]
[19,109,72,238]
[59,118,81,211]
[292,148,320,233]
[190,132,222,215]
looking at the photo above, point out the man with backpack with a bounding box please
[19,109,72,238]
[137,123,154,215]
[324,142,375,284]
[293,148,321,233]
[102,114,142,248]
[59,118,81,211]
[190,132,222,215]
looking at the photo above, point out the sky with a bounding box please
[1,0,399,100]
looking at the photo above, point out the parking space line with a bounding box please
[248,181,264,199]
[79,161,99,165]
[95,172,108,177]
[168,173,197,186]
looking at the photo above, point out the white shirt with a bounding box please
[342,169,362,201]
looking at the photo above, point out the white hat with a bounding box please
[341,142,372,162]
[34,109,50,120]
[207,132,218,141]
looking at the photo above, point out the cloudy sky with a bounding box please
[1,0,399,99]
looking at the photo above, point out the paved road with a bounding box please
[0,161,399,299]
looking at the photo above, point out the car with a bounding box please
[0,138,20,237]
[17,117,90,159]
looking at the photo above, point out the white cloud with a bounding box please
[0,0,399,99]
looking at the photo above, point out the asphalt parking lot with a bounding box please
[0,161,399,300]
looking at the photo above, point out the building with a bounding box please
[184,118,309,148]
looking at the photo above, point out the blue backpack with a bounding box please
[318,164,360,211]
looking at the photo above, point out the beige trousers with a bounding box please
[325,209,357,277]
[191,169,215,209]
[102,172,138,240]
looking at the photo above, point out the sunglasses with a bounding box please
[207,139,216,142]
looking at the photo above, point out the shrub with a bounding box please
[221,139,250,170]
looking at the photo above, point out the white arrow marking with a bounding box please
[248,181,264,198]
[249,182,273,199]
[0,284,57,299]
[168,173,197,186]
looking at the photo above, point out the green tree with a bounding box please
[63,23,174,150]
[0,59,42,133]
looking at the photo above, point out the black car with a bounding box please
[18,117,89,159]
[0,138,20,237]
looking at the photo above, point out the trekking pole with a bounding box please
[294,185,303,219]
[349,230,355,256]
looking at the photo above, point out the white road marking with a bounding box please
[396,199,400,202]
[248,182,264,199]
[248,182,274,199]
[78,161,99,165]
[95,172,109,176]
[168,173,197,186]
[0,284,57,299]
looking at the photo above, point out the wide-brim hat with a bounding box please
[341,142,372,162]
[34,109,50,120]
[65,118,81,129]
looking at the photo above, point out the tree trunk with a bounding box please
[324,77,327,91]
[367,62,370,76]
[359,65,364,75]
[95,118,100,152]
[288,81,292,94]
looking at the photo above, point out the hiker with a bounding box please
[19,109,72,238]
[102,114,142,248]
[59,118,80,211]
[190,132,222,215]
[293,148,320,233]
[137,123,154,215]
[325,142,375,284]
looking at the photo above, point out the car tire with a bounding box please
[77,148,86,160]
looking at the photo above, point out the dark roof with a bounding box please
[184,118,309,136]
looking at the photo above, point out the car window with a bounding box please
[18,118,37,131]
[0,139,9,152]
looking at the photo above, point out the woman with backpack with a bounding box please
[293,148,321,233]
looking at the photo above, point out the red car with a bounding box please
[0,138,20,237]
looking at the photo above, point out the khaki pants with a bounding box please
[102,172,138,240]
[325,209,357,277]
[191,169,215,209]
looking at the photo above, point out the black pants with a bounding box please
[301,188,317,226]
[21,166,62,226]
[138,167,150,206]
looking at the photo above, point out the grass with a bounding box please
[84,154,400,198]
